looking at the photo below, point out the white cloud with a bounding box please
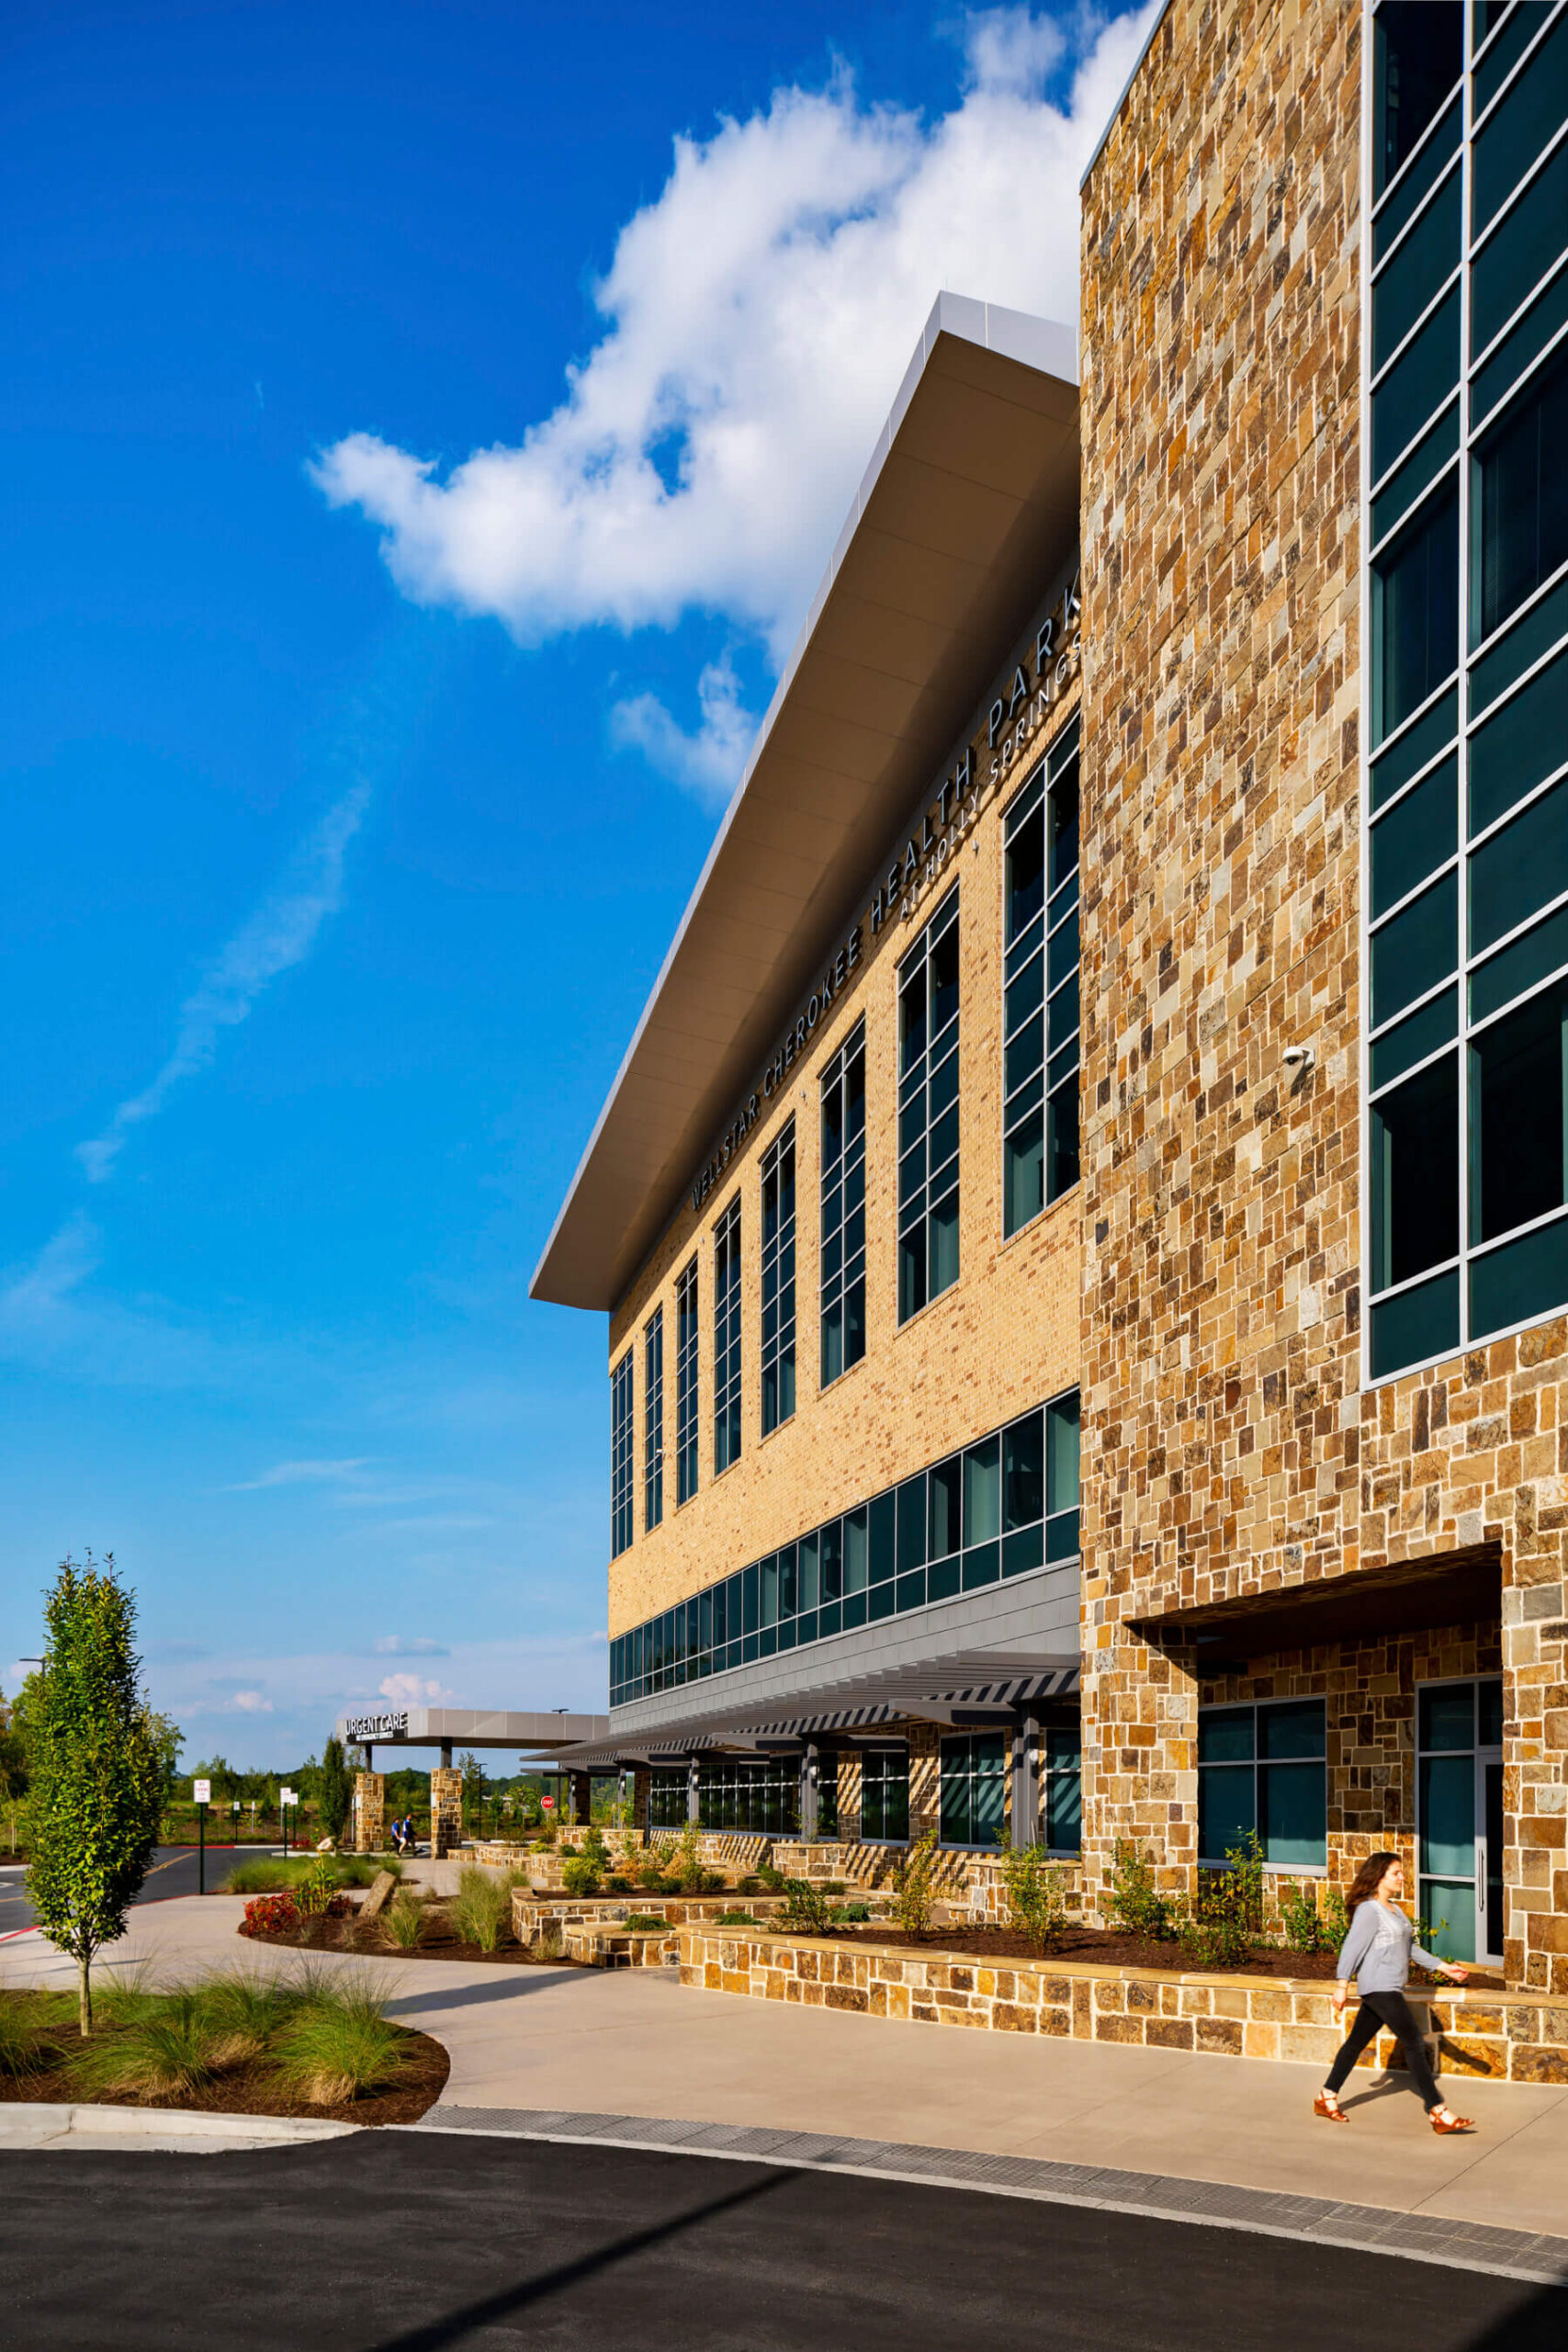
[610,655,756,808]
[77,781,371,1184]
[373,1635,451,1657]
[378,1671,456,1705]
[312,5,1158,766]
[229,1459,370,1491]
[232,1690,273,1714]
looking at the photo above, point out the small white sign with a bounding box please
[280,1787,297,1806]
[193,1779,211,1804]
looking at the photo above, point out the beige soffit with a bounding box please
[532,292,1080,1314]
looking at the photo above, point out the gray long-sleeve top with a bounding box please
[1335,1899,1445,1992]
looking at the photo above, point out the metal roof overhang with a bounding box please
[531,293,1080,1313]
[548,1645,1080,1770]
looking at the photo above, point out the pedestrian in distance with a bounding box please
[1314,1850,1475,2134]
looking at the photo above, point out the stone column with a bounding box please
[1081,1626,1198,1924]
[907,1723,941,1842]
[430,1766,462,1860]
[630,1767,651,1835]
[353,1771,385,1855]
[838,1750,863,1843]
[570,1770,592,1826]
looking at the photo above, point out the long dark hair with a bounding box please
[1346,1851,1400,1918]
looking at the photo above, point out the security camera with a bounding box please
[1282,1044,1316,1073]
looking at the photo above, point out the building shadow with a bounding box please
[363,2167,791,2351]
[1459,2282,1568,2349]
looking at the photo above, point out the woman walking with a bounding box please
[1315,1851,1474,2133]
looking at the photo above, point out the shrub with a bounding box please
[382,1893,426,1951]
[1177,1833,1266,1972]
[297,1855,338,1919]
[1279,1880,1339,1956]
[623,1914,670,1933]
[633,1852,667,1892]
[0,1996,47,2081]
[716,1910,761,1927]
[534,1923,565,1961]
[1107,1841,1174,1940]
[451,1866,510,1951]
[273,1976,412,2106]
[69,1992,217,2100]
[737,1873,761,1898]
[227,1859,301,1896]
[891,1828,940,1940]
[995,1838,1070,1956]
[755,1860,784,1894]
[560,1855,603,1898]
[821,1880,847,1895]
[244,1894,300,1935]
[607,1873,633,1894]
[198,1970,299,2066]
[831,1901,870,1924]
[781,1879,834,1934]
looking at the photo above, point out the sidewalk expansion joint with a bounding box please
[402,2104,1568,2288]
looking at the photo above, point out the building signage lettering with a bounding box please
[345,1709,410,1741]
[688,564,1080,1215]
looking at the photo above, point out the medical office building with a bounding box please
[534,0,1568,1997]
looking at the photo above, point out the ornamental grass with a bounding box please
[272,1973,412,2106]
[450,1866,509,1951]
[381,1892,427,1951]
[67,1991,217,2100]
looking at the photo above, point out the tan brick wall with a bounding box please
[606,614,1083,1635]
[1076,0,1568,1996]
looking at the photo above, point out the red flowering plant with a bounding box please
[243,1893,300,1934]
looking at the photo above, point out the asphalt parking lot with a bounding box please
[3,2126,1564,2352]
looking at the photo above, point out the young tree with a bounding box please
[458,1749,485,1833]
[26,1555,172,2034]
[318,1736,353,1839]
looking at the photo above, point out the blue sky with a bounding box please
[1,0,1153,1766]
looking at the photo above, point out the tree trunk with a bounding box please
[78,1949,93,2038]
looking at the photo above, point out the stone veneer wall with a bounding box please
[1077,0,1568,1996]
[429,1767,462,1861]
[352,1771,385,1855]
[679,1928,1568,2081]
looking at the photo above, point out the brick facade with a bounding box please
[605,594,1083,1638]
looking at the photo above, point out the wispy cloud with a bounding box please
[373,1635,450,1657]
[609,654,756,809]
[378,1670,456,1705]
[229,1459,371,1492]
[76,781,371,1184]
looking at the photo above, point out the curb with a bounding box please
[1,2102,360,2153]
[401,2104,1568,2290]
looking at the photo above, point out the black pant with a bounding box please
[1325,1991,1440,2109]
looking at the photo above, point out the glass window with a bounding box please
[1473,353,1568,643]
[1372,483,1459,742]
[1370,756,1458,922]
[861,1748,910,1843]
[697,1759,800,1838]
[761,1121,796,1436]
[1373,164,1461,372]
[1374,2,1462,199]
[643,1308,664,1532]
[1371,1051,1461,1292]
[675,1258,699,1506]
[1471,974,1568,1243]
[897,886,961,1319]
[1198,1702,1326,1866]
[1472,140,1568,358]
[1470,775,1568,956]
[1371,867,1458,1029]
[1372,284,1461,481]
[649,1768,687,1830]
[939,1733,1007,1847]
[713,1199,741,1476]
[1045,1388,1081,1562]
[1472,4,1568,232]
[1004,718,1080,1236]
[1043,1723,1081,1853]
[819,1021,866,1387]
[610,1351,635,1559]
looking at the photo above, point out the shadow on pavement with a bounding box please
[362,2166,791,2350]
[1461,2284,1568,2349]
[383,1973,564,2019]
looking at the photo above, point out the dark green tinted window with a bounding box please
[1371,1053,1461,1291]
[1375,3,1463,198]
[1371,755,1459,920]
[1373,484,1459,741]
[1375,166,1461,370]
[1472,354,1568,642]
[1373,285,1461,480]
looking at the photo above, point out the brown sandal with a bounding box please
[1430,2109,1475,2134]
[1314,2094,1348,2123]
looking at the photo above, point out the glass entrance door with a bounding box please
[1417,1677,1504,1963]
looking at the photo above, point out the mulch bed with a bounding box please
[775,1922,1506,1988]
[0,2026,448,2127]
[239,1901,572,1968]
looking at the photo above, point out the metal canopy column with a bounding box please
[686,1755,701,1826]
[1013,1710,1041,1847]
[801,1740,819,1842]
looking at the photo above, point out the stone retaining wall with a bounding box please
[512,1891,791,1943]
[565,1925,679,1968]
[678,1930,1568,2084]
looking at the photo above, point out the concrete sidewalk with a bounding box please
[5,1892,1567,2241]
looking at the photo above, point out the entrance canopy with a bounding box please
[334,1704,610,1769]
[1129,1546,1503,1670]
